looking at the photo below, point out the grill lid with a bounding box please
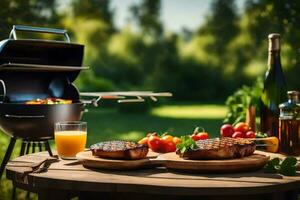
[0,25,86,82]
[0,25,86,103]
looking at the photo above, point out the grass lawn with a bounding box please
[83,104,226,145]
[0,103,226,199]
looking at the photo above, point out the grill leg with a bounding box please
[0,137,17,179]
[38,142,43,152]
[19,141,26,156]
[44,141,53,157]
[25,142,31,155]
[12,140,28,200]
[32,142,36,153]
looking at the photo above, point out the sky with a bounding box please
[110,0,245,33]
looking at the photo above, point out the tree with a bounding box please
[71,0,114,33]
[199,0,239,55]
[0,0,58,39]
[130,0,163,38]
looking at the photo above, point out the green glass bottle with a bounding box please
[260,33,287,137]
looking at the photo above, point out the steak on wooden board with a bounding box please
[177,137,256,160]
[90,141,148,160]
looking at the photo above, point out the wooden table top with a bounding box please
[5,150,300,196]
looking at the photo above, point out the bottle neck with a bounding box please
[268,50,281,70]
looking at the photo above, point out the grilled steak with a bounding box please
[177,137,255,160]
[90,141,148,160]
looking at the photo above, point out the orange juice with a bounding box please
[55,131,87,158]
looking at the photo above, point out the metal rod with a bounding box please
[118,98,145,103]
[38,142,43,152]
[45,141,53,157]
[19,141,26,156]
[32,142,36,154]
[80,91,172,97]
[9,25,71,43]
[0,63,89,71]
[0,137,17,179]
[25,142,31,155]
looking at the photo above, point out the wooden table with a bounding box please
[5,151,300,200]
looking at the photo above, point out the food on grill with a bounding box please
[90,141,148,160]
[176,137,255,160]
[25,98,72,105]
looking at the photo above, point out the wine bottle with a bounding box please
[260,33,287,137]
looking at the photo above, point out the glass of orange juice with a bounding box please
[54,121,87,159]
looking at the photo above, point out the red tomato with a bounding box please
[220,124,235,137]
[197,132,209,140]
[172,137,182,145]
[234,122,249,134]
[148,135,162,152]
[163,141,176,152]
[245,131,256,138]
[138,137,149,146]
[161,135,174,143]
[232,131,244,138]
[191,134,202,141]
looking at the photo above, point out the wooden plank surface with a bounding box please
[5,150,300,196]
[76,150,269,173]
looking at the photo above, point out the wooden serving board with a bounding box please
[158,152,269,173]
[76,150,160,170]
[76,150,270,173]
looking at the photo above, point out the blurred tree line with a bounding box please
[0,0,299,101]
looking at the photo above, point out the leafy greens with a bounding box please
[176,136,198,154]
[264,157,297,176]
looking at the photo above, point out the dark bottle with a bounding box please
[260,33,287,137]
[279,91,300,155]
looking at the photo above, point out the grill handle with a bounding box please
[5,114,45,119]
[0,79,6,103]
[9,25,70,43]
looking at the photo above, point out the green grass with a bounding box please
[83,104,226,145]
[0,103,226,199]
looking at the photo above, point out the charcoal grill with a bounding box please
[0,25,172,179]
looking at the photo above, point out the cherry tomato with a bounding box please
[138,137,149,146]
[172,137,182,145]
[232,131,244,138]
[161,135,174,143]
[163,141,176,152]
[234,122,249,134]
[147,135,162,152]
[220,124,235,137]
[191,134,202,141]
[197,132,209,140]
[245,131,256,138]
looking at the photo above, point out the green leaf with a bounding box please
[279,157,297,176]
[176,136,198,154]
[264,158,280,173]
[181,146,186,154]
[280,165,296,176]
[270,157,280,166]
[264,157,297,176]
[281,157,297,166]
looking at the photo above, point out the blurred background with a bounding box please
[1,0,300,198]
[1,0,299,101]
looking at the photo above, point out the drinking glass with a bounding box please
[54,121,87,159]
